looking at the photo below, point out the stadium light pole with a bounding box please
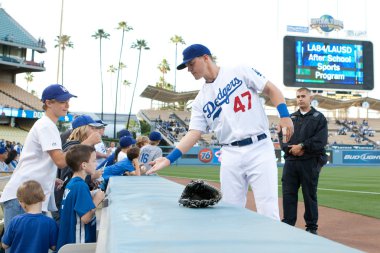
[56,0,64,83]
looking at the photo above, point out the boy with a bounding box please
[1,180,58,253]
[100,147,141,191]
[57,145,105,251]
[0,84,77,230]
[116,136,136,162]
[139,131,163,170]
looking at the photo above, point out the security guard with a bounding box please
[279,87,328,235]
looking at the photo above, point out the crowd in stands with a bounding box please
[336,119,376,144]
[0,139,23,172]
[153,114,188,142]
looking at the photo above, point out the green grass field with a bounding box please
[157,165,380,219]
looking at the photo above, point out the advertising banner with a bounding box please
[342,150,380,164]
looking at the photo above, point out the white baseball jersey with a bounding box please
[189,65,269,144]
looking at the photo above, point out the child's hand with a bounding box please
[93,189,105,207]
[83,132,102,146]
[55,178,64,190]
[91,169,103,179]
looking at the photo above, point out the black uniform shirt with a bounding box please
[281,107,328,160]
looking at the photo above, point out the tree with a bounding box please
[155,77,172,90]
[170,35,186,92]
[113,21,133,138]
[122,79,131,111]
[24,72,34,92]
[107,64,117,101]
[92,29,110,120]
[54,35,74,86]
[126,118,140,135]
[157,59,171,89]
[127,39,150,130]
[117,62,127,111]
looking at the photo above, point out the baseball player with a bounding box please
[147,44,293,220]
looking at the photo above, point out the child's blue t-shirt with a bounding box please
[57,177,96,251]
[2,213,58,253]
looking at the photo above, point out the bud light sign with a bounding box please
[342,151,380,164]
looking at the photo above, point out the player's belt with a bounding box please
[226,133,267,147]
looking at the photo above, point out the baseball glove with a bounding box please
[179,179,222,208]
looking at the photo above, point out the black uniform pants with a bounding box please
[282,158,321,230]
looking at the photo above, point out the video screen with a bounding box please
[284,36,374,90]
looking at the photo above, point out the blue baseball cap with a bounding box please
[95,120,108,127]
[177,44,211,70]
[117,129,132,138]
[149,131,162,141]
[72,115,103,129]
[41,84,77,102]
[0,147,7,154]
[119,136,136,148]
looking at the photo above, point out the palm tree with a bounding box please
[117,62,127,111]
[113,21,133,138]
[24,72,34,92]
[170,35,186,92]
[127,39,150,130]
[92,29,110,120]
[157,58,171,89]
[155,76,165,89]
[122,79,131,111]
[107,64,117,101]
[54,35,74,85]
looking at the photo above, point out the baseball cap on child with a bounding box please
[149,131,162,141]
[119,136,136,148]
[41,84,77,102]
[177,44,211,70]
[0,147,7,154]
[118,129,132,138]
[72,115,103,129]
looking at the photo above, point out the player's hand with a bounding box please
[146,157,170,175]
[279,117,294,143]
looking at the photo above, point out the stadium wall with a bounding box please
[163,146,380,166]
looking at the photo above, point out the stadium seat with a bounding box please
[58,242,96,253]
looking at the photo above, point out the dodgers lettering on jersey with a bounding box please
[203,77,243,120]
[189,66,270,144]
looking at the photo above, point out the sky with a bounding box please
[1,0,378,115]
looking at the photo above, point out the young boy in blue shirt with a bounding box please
[1,180,58,253]
[100,146,142,191]
[57,145,105,251]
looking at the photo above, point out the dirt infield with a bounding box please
[165,176,380,253]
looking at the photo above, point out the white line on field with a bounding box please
[316,187,380,195]
[277,185,379,195]
[165,176,380,195]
